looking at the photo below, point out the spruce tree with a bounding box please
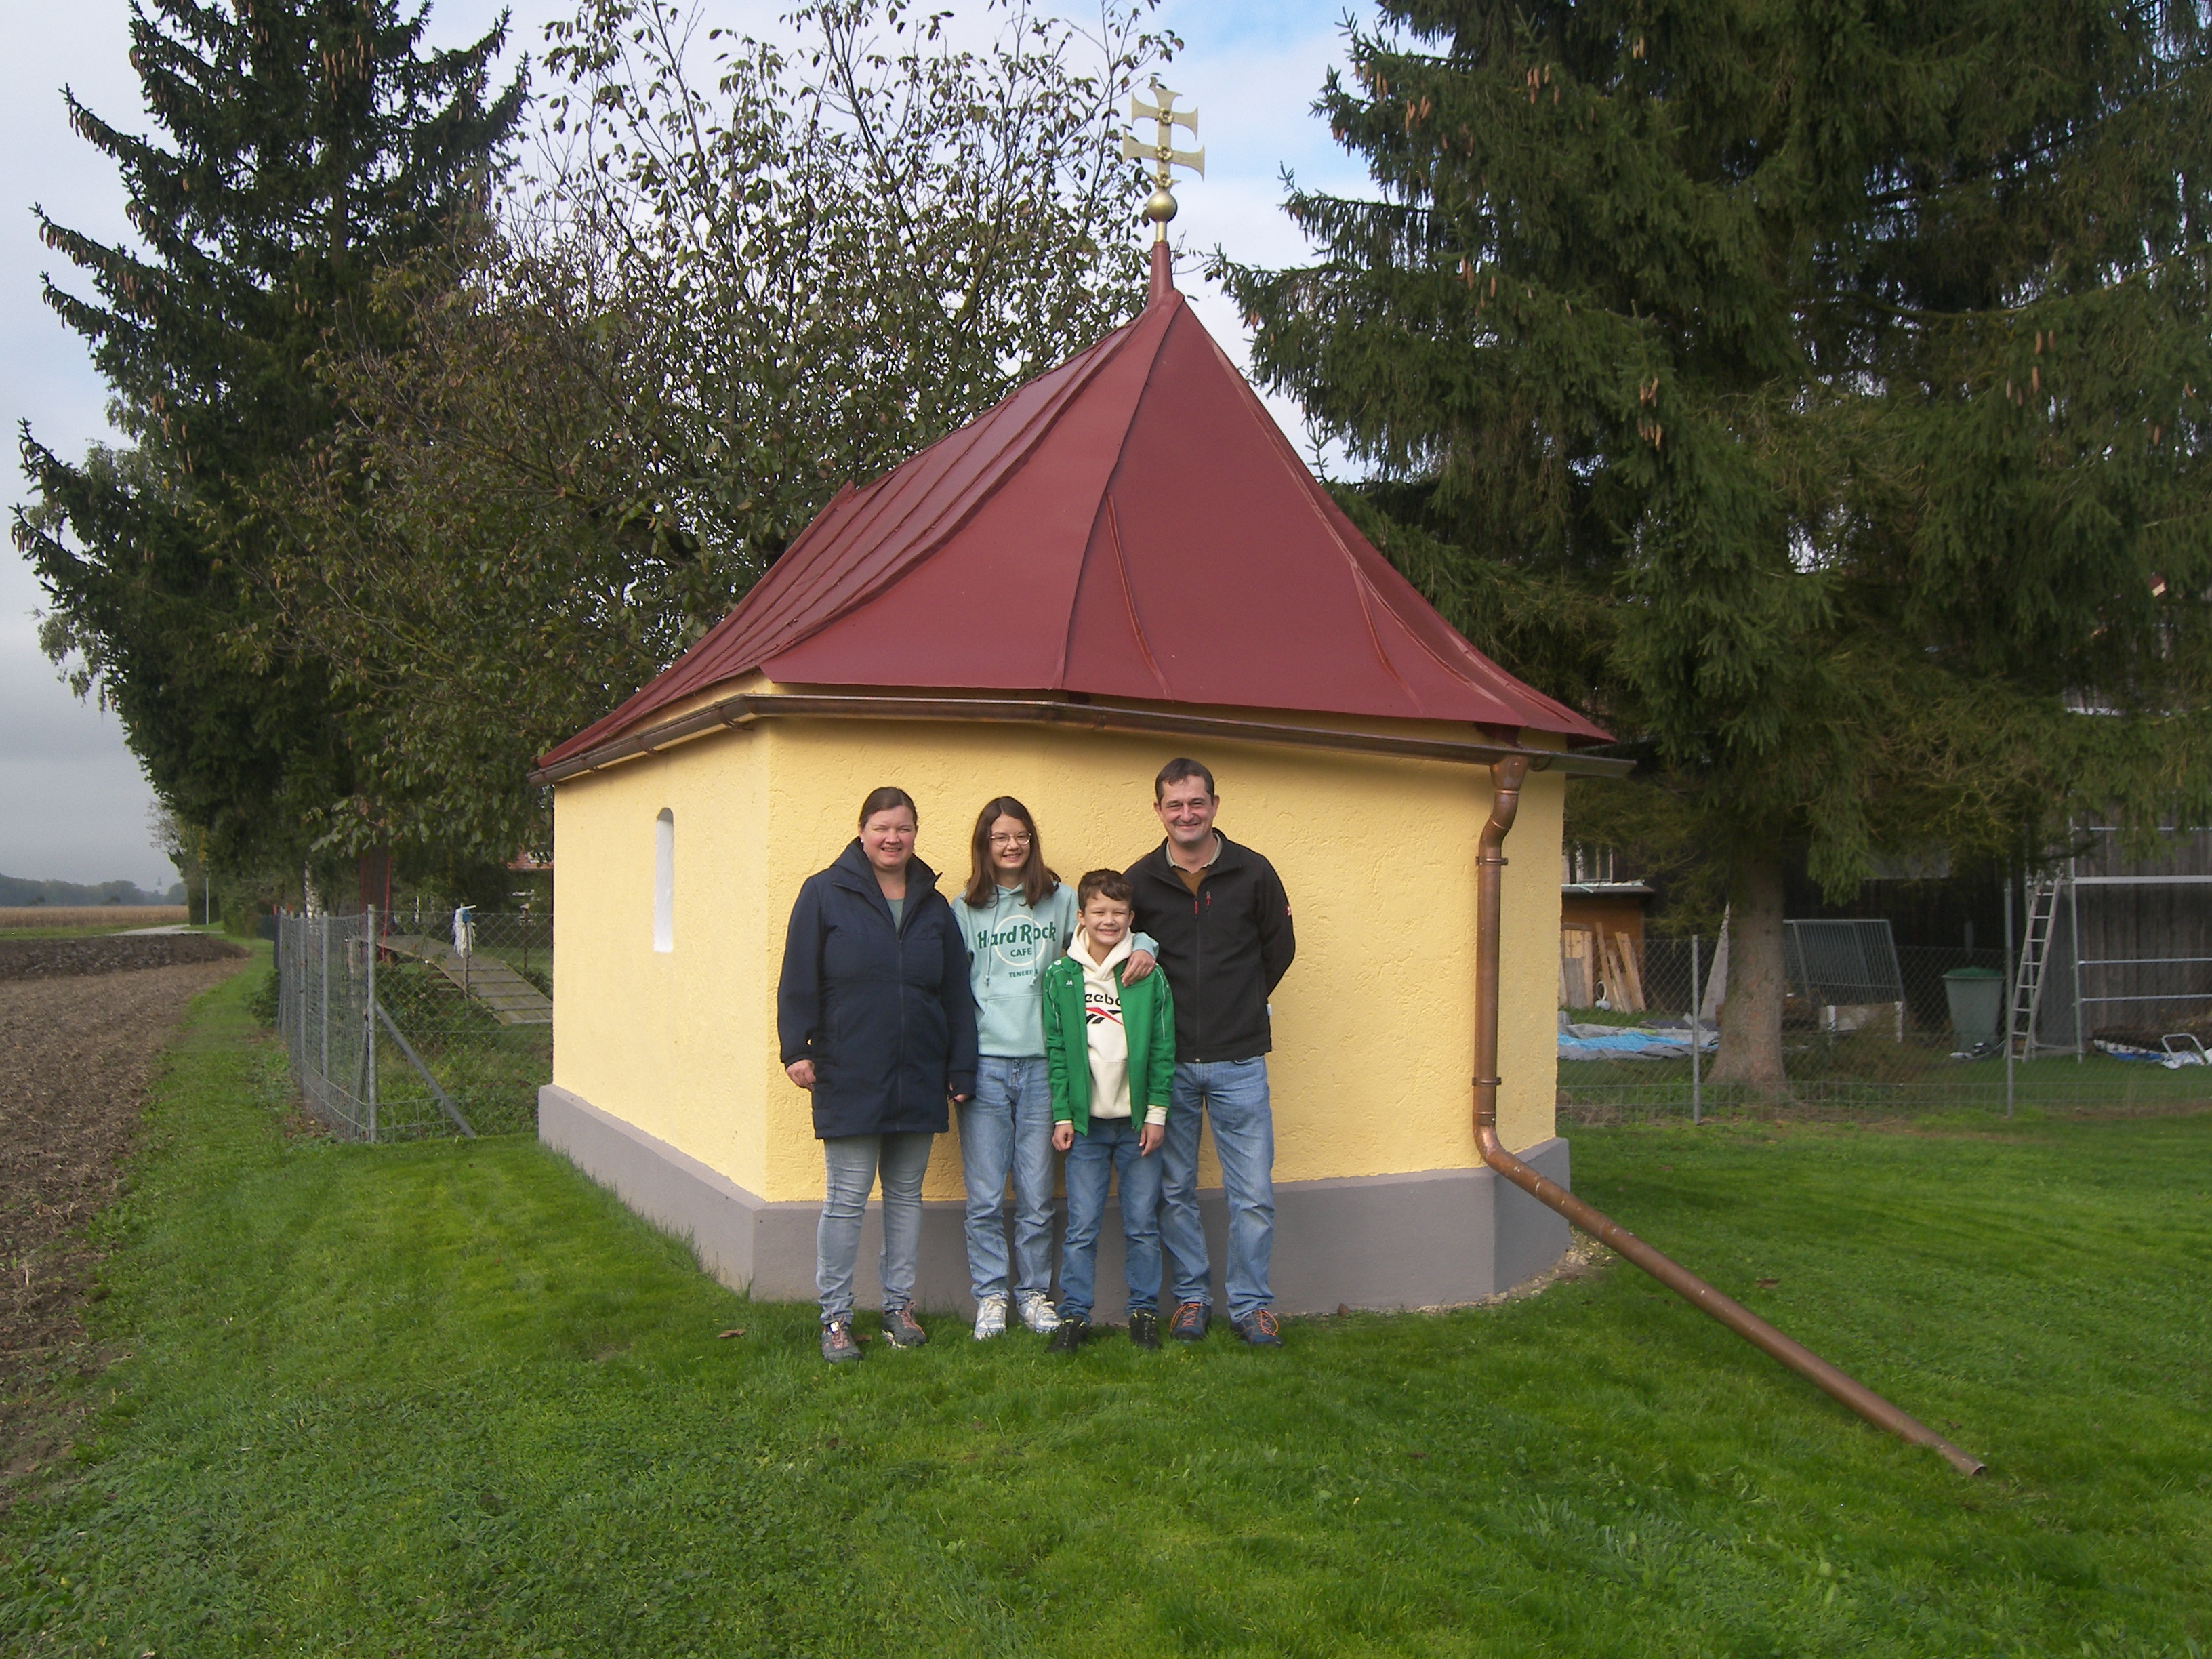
[16,0,523,870]
[1225,0,2212,1092]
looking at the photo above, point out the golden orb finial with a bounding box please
[1121,78,1204,245]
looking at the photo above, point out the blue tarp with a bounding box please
[1558,1021,1718,1062]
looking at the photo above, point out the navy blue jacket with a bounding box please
[777,842,978,1139]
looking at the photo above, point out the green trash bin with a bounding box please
[1943,966,2005,1045]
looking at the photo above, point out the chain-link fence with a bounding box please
[277,907,550,1140]
[1557,927,2212,1124]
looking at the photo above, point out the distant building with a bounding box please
[1559,844,1652,1008]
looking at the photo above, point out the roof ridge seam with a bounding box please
[745,310,1163,670]
[1097,492,1170,697]
[600,316,1151,749]
[1203,319,1598,733]
[1197,321,1430,714]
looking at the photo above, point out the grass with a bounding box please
[3,962,2209,1656]
[1559,1048,2212,1118]
[369,958,550,1137]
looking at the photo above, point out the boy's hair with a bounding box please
[1076,868,1133,910]
[1153,757,1216,800]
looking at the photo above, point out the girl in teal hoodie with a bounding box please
[953,796,1153,1339]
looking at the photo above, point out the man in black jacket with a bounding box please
[1125,758,1296,1346]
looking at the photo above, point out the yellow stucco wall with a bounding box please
[552,727,775,1195]
[553,712,1564,1204]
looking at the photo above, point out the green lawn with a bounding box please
[1559,1048,2212,1115]
[4,964,2209,1656]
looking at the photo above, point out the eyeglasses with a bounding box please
[989,832,1033,848]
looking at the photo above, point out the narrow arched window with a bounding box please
[653,808,675,953]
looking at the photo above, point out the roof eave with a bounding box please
[527,688,1634,787]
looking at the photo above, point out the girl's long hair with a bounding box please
[964,796,1059,909]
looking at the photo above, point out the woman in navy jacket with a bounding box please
[778,787,977,1362]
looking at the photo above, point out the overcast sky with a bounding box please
[1,0,1374,888]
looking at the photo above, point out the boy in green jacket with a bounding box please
[1043,869,1176,1351]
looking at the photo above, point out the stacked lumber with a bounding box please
[1560,926,1645,1012]
[1560,927,1595,1006]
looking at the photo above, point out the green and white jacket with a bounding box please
[1042,935,1176,1136]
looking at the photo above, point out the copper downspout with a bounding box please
[1473,756,1985,1477]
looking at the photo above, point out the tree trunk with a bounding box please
[1709,853,1790,1099]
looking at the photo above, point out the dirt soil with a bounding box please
[0,933,244,979]
[0,958,247,1467]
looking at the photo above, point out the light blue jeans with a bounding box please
[817,1132,933,1324]
[957,1057,1057,1303]
[1158,1057,1274,1321]
[1057,1115,1164,1323]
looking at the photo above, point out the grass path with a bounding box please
[2,963,2208,1655]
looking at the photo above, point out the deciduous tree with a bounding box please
[257,0,1172,871]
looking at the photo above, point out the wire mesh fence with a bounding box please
[277,907,551,1140]
[1557,929,2212,1124]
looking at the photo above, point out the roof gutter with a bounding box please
[1472,755,1985,1477]
[528,691,1634,787]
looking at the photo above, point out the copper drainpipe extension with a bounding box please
[1473,756,1985,1477]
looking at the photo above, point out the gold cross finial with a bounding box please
[1120,77,1204,241]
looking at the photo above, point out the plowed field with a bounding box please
[0,958,246,1455]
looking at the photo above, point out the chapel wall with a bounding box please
[550,729,773,1194]
[744,714,1563,1205]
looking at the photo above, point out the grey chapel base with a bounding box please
[539,1084,1571,1317]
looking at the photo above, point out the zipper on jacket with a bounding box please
[1193,875,1206,1061]
[893,884,907,1115]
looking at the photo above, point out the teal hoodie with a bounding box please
[956,881,1154,1058]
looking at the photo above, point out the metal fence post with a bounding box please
[318,914,329,1092]
[365,905,379,1144]
[2003,872,2015,1118]
[1690,933,1703,1126]
[2068,851,2085,1062]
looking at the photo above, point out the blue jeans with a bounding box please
[1057,1116,1164,1323]
[957,1057,1057,1303]
[1158,1057,1274,1321]
[817,1132,933,1324]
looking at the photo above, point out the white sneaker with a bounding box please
[971,1295,1008,1340]
[1016,1292,1061,1334]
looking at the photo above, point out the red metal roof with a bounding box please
[541,251,1611,769]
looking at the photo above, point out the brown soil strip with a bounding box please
[0,933,245,981]
[0,958,247,1466]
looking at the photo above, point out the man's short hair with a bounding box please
[1076,868,1134,909]
[1153,757,1216,801]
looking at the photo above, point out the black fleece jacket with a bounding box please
[1126,834,1295,1064]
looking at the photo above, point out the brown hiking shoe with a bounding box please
[1168,1300,1210,1343]
[820,1319,861,1364]
[880,1305,929,1348]
[1233,1309,1283,1347]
